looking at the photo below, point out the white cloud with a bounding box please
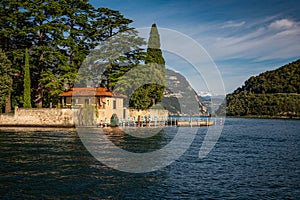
[138,17,300,93]
[269,19,294,29]
[181,17,300,92]
[222,21,245,28]
[195,18,300,62]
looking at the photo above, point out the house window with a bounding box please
[107,100,110,106]
[85,99,89,104]
[113,100,117,109]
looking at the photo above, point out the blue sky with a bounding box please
[90,0,300,94]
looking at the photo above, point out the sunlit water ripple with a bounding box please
[0,118,299,199]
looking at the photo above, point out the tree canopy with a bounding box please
[0,0,144,110]
[216,59,300,118]
[129,23,166,108]
[0,49,12,112]
[96,23,166,110]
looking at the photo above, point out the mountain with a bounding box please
[198,94,225,114]
[216,59,300,118]
[161,69,208,116]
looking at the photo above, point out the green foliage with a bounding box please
[217,59,300,118]
[0,49,12,111]
[96,23,166,110]
[143,24,166,106]
[23,48,31,108]
[129,86,152,110]
[232,60,300,94]
[113,63,165,109]
[87,28,146,90]
[145,24,165,65]
[0,1,141,108]
[125,23,166,109]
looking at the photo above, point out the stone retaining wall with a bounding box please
[0,108,74,127]
[128,109,169,120]
[0,108,169,127]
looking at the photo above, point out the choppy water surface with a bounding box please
[0,118,299,199]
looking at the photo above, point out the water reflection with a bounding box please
[1,119,299,199]
[77,126,197,173]
[0,128,169,199]
[103,127,172,153]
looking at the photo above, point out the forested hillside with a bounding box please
[0,1,165,112]
[217,59,300,118]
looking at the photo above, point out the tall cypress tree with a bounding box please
[23,48,31,108]
[145,24,165,65]
[126,24,166,109]
[145,23,166,105]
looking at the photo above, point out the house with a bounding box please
[58,87,127,122]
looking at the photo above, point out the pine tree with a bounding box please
[0,49,12,112]
[23,48,31,108]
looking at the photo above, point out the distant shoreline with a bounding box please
[0,116,299,131]
[225,115,300,120]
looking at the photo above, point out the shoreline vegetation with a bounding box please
[216,59,300,119]
[0,1,299,122]
[225,115,300,120]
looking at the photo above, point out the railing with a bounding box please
[97,116,223,128]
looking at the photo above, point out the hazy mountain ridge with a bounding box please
[198,95,225,114]
[162,69,208,116]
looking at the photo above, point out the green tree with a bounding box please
[55,0,95,89]
[143,23,166,105]
[23,0,67,108]
[23,48,31,108]
[0,1,146,109]
[0,0,29,111]
[122,23,166,109]
[88,9,145,91]
[145,24,165,65]
[0,49,12,112]
[217,59,300,117]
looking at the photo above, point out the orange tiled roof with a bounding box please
[59,88,113,97]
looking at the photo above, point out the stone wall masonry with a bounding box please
[128,109,169,121]
[0,108,75,127]
[0,108,169,127]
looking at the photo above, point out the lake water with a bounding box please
[0,118,299,199]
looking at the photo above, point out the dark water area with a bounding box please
[0,118,299,199]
